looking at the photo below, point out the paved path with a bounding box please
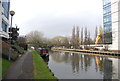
[5,50,34,79]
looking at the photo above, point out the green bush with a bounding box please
[1,40,25,61]
[11,44,25,54]
[18,43,28,50]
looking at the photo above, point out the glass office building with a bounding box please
[103,0,112,44]
[103,0,120,51]
[0,0,10,40]
[2,1,10,19]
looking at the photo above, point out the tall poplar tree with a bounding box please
[81,27,83,45]
[75,26,80,48]
[71,26,75,48]
[94,26,98,42]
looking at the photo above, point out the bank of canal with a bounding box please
[48,51,120,79]
[52,48,120,56]
[32,50,58,79]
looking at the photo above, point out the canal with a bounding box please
[47,51,120,79]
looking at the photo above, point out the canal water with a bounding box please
[47,51,120,79]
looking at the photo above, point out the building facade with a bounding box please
[0,0,10,40]
[103,0,120,51]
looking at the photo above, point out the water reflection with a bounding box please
[48,51,119,79]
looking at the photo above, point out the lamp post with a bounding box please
[10,10,15,28]
[8,10,15,60]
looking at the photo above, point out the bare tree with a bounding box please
[26,30,44,48]
[84,27,88,45]
[75,26,80,48]
[17,36,26,44]
[51,36,64,46]
[63,37,70,48]
[51,36,70,48]
[88,30,90,45]
[94,26,98,42]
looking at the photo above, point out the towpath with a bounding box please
[4,50,34,79]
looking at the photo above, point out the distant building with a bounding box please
[0,0,10,41]
[103,0,120,51]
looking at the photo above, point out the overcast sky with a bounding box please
[10,0,103,38]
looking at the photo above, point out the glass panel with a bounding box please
[103,15,112,23]
[103,0,111,5]
[2,0,10,19]
[2,22,7,32]
[103,22,112,44]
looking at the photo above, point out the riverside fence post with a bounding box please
[8,48,11,61]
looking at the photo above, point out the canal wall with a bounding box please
[52,48,120,56]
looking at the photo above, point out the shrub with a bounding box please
[1,40,18,61]
[11,44,24,54]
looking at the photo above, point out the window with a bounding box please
[103,15,111,23]
[103,23,112,44]
[104,33,112,44]
[104,23,112,33]
[2,22,7,32]
[103,0,111,5]
[103,6,111,14]
[2,0,10,19]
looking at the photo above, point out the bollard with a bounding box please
[8,48,11,61]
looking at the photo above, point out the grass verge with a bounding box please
[2,58,13,78]
[32,50,58,80]
[0,58,2,80]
